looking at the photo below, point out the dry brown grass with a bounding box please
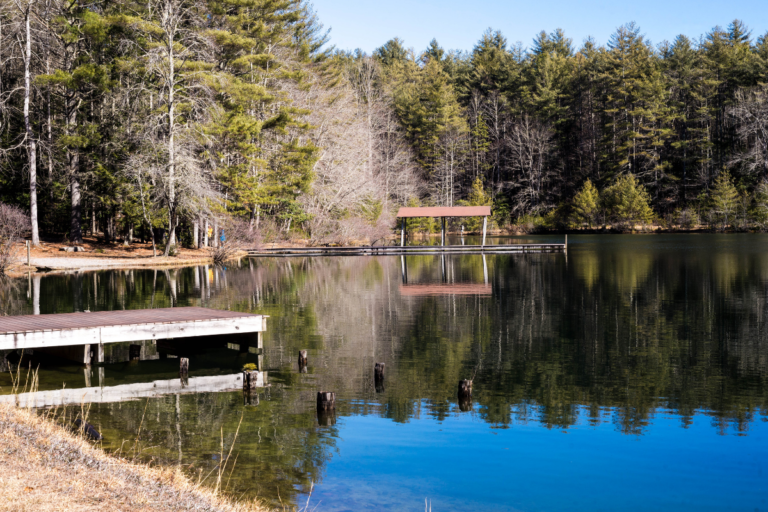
[0,403,271,512]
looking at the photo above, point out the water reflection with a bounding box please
[0,235,767,510]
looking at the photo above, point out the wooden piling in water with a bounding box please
[298,350,308,368]
[244,391,259,406]
[374,363,385,393]
[317,391,335,412]
[129,344,141,361]
[458,379,472,412]
[242,370,259,391]
[179,357,189,377]
[458,379,472,398]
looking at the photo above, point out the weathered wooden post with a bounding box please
[317,391,335,412]
[458,379,472,398]
[179,357,189,378]
[243,370,260,406]
[482,217,487,247]
[374,362,385,393]
[243,370,259,391]
[298,350,308,371]
[26,240,30,267]
[458,379,472,412]
[244,391,259,406]
[129,344,141,362]
[317,391,336,426]
[400,218,406,247]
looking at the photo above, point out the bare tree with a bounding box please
[729,86,768,179]
[0,202,31,274]
[0,0,43,245]
[505,115,555,215]
[121,0,216,255]
[211,216,261,264]
[433,125,468,206]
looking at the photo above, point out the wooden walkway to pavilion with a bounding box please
[248,243,565,257]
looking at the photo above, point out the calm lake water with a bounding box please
[1,234,767,511]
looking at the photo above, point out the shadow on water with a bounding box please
[1,234,767,510]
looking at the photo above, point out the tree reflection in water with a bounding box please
[1,234,767,506]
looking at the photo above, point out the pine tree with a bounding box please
[602,173,655,227]
[708,170,739,230]
[571,179,600,227]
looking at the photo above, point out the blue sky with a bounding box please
[310,0,768,54]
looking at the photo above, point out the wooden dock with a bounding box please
[0,307,267,364]
[248,243,566,257]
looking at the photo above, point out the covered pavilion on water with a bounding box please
[395,206,492,247]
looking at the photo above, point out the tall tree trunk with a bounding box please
[164,30,176,257]
[23,7,39,246]
[70,159,82,244]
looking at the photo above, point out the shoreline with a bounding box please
[5,229,761,276]
[0,402,268,512]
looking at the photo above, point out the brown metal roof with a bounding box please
[0,307,260,334]
[396,206,491,218]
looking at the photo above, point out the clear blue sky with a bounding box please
[310,0,768,54]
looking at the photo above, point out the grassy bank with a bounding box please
[0,403,270,512]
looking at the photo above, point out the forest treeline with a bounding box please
[2,2,768,248]
[0,0,420,252]
[350,21,768,232]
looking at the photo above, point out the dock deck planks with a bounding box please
[0,307,266,351]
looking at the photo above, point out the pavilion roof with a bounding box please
[395,206,491,218]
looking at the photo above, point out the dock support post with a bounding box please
[317,391,336,426]
[482,217,487,247]
[458,379,473,412]
[374,363,385,393]
[129,344,141,362]
[400,218,405,247]
[298,350,308,373]
[317,391,335,411]
[243,370,260,392]
[179,358,189,378]
[26,240,30,267]
[565,234,568,250]
[441,217,446,246]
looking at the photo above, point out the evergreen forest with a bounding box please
[2,0,768,247]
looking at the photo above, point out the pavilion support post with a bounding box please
[400,218,405,247]
[441,217,446,246]
[482,217,487,247]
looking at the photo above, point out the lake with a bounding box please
[1,234,767,511]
